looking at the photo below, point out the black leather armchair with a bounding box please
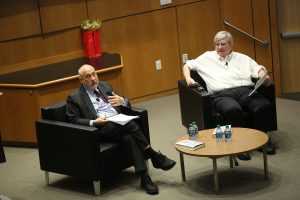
[178,71,278,131]
[35,101,150,195]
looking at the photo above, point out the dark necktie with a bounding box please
[94,90,108,103]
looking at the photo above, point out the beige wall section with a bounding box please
[277,0,300,93]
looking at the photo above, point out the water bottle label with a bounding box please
[188,125,196,140]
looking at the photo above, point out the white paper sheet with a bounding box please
[107,114,139,125]
[249,74,267,96]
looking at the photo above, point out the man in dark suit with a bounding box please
[66,64,176,195]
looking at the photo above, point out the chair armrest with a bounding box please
[178,80,215,130]
[120,106,150,143]
[257,84,276,104]
[35,119,100,180]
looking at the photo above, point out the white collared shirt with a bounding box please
[186,51,265,94]
[85,88,118,118]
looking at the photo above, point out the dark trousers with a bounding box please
[212,86,272,132]
[98,120,149,174]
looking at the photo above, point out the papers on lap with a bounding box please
[175,140,205,150]
[249,74,267,96]
[107,114,139,125]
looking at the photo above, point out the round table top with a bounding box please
[175,127,268,158]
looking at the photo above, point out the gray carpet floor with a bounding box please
[1,94,300,200]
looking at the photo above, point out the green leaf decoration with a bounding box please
[81,19,102,31]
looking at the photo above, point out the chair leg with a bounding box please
[233,156,239,166]
[145,159,150,175]
[44,171,49,185]
[229,156,234,168]
[93,180,101,195]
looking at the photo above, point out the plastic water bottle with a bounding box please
[216,125,222,142]
[192,121,199,138]
[188,123,196,140]
[225,125,231,142]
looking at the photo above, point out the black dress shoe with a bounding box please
[257,144,276,155]
[237,153,251,161]
[140,176,159,195]
[151,151,176,170]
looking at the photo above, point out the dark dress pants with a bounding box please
[98,120,149,174]
[212,86,273,132]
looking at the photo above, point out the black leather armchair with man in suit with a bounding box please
[65,64,176,195]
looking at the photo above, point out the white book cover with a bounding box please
[175,140,205,150]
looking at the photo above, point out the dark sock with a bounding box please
[144,147,157,158]
[139,170,148,179]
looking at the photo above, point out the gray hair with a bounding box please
[214,31,233,44]
[78,64,93,77]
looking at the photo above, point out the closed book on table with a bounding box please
[176,140,205,150]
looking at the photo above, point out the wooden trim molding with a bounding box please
[0,65,122,89]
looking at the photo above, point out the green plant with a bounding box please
[80,19,102,31]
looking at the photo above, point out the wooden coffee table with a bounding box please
[175,127,269,194]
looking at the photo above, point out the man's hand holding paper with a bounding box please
[248,73,271,96]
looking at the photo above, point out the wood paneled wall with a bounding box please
[177,0,221,59]
[39,0,87,34]
[0,29,83,74]
[0,0,282,100]
[0,0,41,41]
[100,8,181,99]
[221,0,255,58]
[277,0,300,93]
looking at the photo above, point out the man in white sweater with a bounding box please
[183,31,275,160]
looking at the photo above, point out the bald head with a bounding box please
[78,64,99,90]
[78,64,94,77]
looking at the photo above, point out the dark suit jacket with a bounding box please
[66,81,129,126]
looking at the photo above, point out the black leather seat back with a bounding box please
[41,101,67,122]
